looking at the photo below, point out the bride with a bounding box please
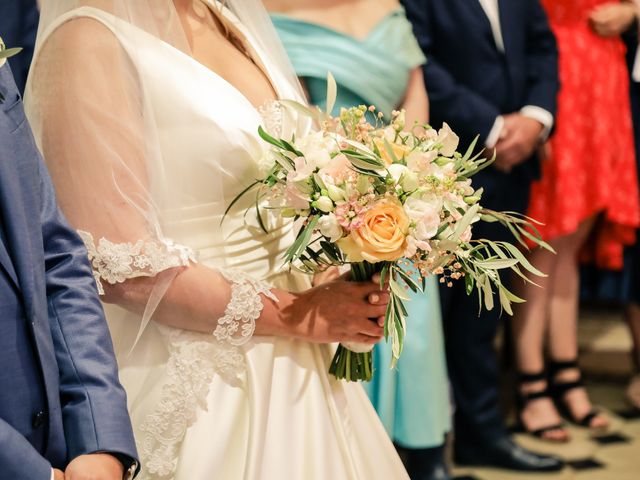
[25,0,410,479]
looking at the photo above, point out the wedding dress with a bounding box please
[25,1,409,479]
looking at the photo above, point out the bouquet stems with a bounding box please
[328,261,381,382]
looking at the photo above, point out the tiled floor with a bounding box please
[451,308,640,480]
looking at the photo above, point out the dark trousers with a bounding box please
[440,167,532,445]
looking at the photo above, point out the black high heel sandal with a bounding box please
[515,371,568,442]
[549,359,607,430]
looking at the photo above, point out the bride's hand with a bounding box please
[276,276,389,344]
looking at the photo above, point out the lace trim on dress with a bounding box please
[137,327,245,479]
[257,99,283,138]
[77,230,196,294]
[214,268,278,345]
[136,269,277,479]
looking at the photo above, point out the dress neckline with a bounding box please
[270,9,402,43]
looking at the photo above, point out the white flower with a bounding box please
[387,164,419,192]
[405,196,442,240]
[287,157,316,183]
[437,122,460,157]
[315,195,334,213]
[407,150,438,174]
[257,149,277,177]
[404,235,433,258]
[318,213,343,242]
[295,131,336,169]
[326,183,346,201]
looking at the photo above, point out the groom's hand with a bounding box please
[53,469,65,480]
[65,453,124,480]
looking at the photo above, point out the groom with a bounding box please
[0,56,139,478]
[402,0,563,473]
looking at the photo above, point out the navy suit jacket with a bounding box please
[402,0,559,182]
[0,64,138,479]
[0,0,39,93]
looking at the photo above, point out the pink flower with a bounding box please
[318,153,354,183]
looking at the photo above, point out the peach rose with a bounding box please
[373,138,411,166]
[338,199,409,263]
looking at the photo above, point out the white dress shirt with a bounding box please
[477,0,554,147]
[631,0,640,82]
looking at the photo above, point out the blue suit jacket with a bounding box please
[0,64,138,479]
[402,0,559,183]
[0,0,39,93]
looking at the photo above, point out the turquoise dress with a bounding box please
[273,9,451,448]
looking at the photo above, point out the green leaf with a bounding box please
[255,191,268,234]
[0,47,22,60]
[464,271,475,295]
[481,274,494,311]
[326,72,338,115]
[499,241,546,277]
[474,258,519,270]
[392,265,423,293]
[284,217,319,263]
[498,286,513,316]
[279,99,322,121]
[462,135,479,161]
[389,277,411,301]
[258,126,287,149]
[450,203,480,242]
[222,180,261,225]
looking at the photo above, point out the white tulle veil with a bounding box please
[25,0,306,353]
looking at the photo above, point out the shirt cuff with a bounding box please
[51,469,54,480]
[520,105,554,141]
[485,115,504,149]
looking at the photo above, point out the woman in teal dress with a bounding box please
[266,1,451,478]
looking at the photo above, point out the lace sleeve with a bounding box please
[215,269,278,346]
[78,230,196,295]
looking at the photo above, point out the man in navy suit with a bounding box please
[402,0,563,472]
[0,0,39,93]
[0,57,139,478]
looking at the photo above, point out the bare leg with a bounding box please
[626,303,640,409]
[547,216,608,429]
[512,241,568,441]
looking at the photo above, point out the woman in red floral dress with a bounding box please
[513,0,640,442]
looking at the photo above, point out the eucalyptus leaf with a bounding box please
[326,72,338,115]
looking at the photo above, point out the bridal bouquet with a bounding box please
[229,76,550,381]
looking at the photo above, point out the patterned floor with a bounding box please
[451,308,640,480]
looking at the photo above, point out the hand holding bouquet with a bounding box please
[229,75,551,381]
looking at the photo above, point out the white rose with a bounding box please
[315,195,334,213]
[437,122,460,157]
[295,131,336,169]
[318,213,343,242]
[387,164,419,192]
[387,163,408,182]
[404,196,442,240]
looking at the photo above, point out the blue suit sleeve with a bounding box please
[0,418,52,480]
[523,0,559,116]
[38,157,139,468]
[401,0,501,144]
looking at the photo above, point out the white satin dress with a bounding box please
[33,4,410,480]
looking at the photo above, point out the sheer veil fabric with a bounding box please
[25,1,409,479]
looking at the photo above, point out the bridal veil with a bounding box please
[26,0,304,350]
